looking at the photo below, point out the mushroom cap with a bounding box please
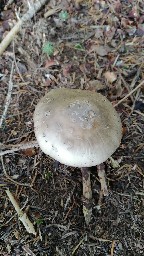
[34,88,122,167]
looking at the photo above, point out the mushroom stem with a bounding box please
[81,167,92,225]
[97,163,108,196]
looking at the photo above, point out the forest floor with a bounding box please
[0,0,144,255]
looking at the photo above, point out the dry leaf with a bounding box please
[44,59,59,68]
[104,71,117,83]
[129,6,139,19]
[113,0,121,13]
[105,27,116,41]
[89,80,106,91]
[89,45,109,56]
[22,148,36,156]
[62,64,72,77]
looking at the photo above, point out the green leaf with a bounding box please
[42,42,54,56]
[74,43,85,51]
[44,171,52,180]
[35,218,44,225]
[59,10,69,21]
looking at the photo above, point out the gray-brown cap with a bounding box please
[34,88,122,167]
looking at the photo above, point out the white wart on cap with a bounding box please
[34,88,122,167]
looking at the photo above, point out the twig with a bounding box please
[0,62,14,128]
[0,140,39,156]
[120,74,134,102]
[0,0,48,56]
[114,80,144,107]
[72,236,85,255]
[111,240,116,256]
[130,64,142,89]
[44,7,61,18]
[129,88,141,115]
[6,189,36,235]
[64,201,75,221]
[134,110,144,117]
[5,0,15,8]
[12,41,25,83]
[89,234,112,242]
[122,103,144,117]
[0,19,23,56]
[22,245,36,256]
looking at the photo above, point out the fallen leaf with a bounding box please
[79,64,87,74]
[88,80,106,91]
[139,15,144,24]
[105,27,116,41]
[135,25,144,37]
[95,28,103,39]
[104,71,117,83]
[129,6,139,19]
[22,148,36,156]
[62,64,72,77]
[17,62,27,74]
[44,59,59,68]
[113,0,121,13]
[74,1,80,9]
[122,126,127,136]
[89,45,109,56]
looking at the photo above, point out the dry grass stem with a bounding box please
[72,237,85,255]
[0,0,48,56]
[111,240,116,256]
[44,7,61,18]
[114,80,144,107]
[6,189,36,235]
[5,0,15,7]
[0,140,39,156]
[0,62,14,128]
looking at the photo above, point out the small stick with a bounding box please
[44,7,61,18]
[114,80,144,107]
[0,20,22,56]
[72,236,85,255]
[6,189,36,235]
[120,74,134,102]
[111,240,116,256]
[0,62,14,128]
[134,110,144,117]
[81,167,92,225]
[4,0,15,8]
[0,140,39,156]
[0,0,48,56]
[22,245,36,256]
[97,163,108,196]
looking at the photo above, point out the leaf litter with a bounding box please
[0,0,144,255]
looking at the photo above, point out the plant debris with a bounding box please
[0,0,144,255]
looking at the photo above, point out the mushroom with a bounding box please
[34,88,122,224]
